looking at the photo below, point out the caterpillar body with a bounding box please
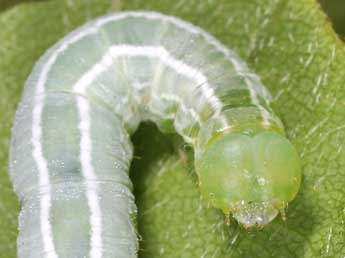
[9,11,301,258]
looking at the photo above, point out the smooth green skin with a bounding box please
[1,0,345,258]
[195,131,301,226]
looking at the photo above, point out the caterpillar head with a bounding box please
[195,131,301,228]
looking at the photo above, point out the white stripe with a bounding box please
[72,11,268,121]
[32,17,99,258]
[126,11,270,122]
[32,96,58,258]
[102,12,270,107]
[76,97,103,258]
[73,44,223,123]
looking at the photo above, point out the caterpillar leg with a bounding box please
[225,213,231,225]
[279,207,287,221]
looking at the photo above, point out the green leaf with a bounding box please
[1,0,344,257]
[0,0,42,12]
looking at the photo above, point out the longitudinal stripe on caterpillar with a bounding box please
[9,11,301,258]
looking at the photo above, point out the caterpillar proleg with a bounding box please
[9,11,301,258]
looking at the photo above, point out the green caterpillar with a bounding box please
[9,11,301,258]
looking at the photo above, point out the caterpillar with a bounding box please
[9,11,301,258]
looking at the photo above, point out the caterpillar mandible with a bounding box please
[9,11,301,258]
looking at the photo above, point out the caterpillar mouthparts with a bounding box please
[195,130,301,228]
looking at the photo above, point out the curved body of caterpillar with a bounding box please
[9,11,301,258]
